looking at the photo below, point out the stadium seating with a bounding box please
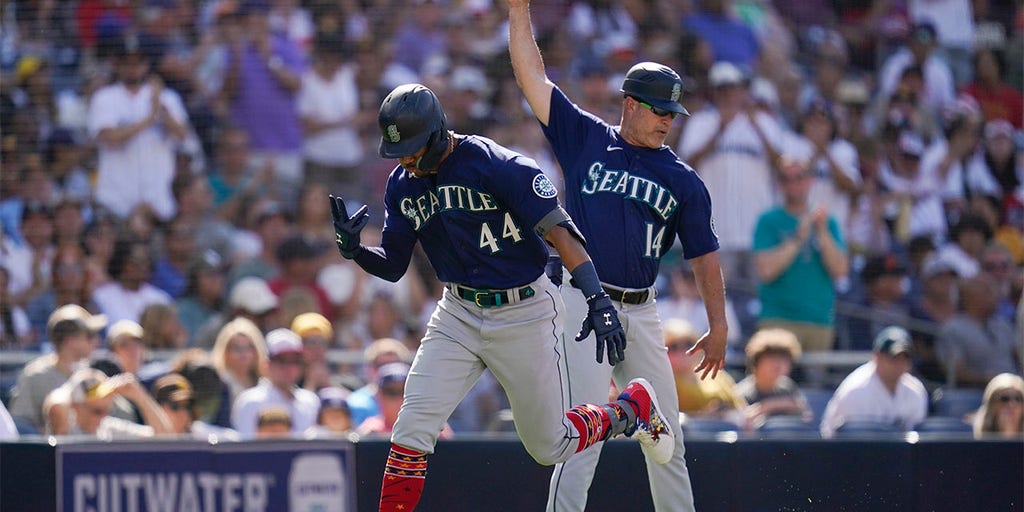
[931,387,984,419]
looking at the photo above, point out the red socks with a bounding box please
[379,444,428,512]
[565,403,624,453]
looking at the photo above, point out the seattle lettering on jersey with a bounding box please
[581,161,678,220]
[400,184,501,230]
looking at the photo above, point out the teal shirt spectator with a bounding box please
[753,208,845,326]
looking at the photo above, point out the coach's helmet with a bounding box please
[378,84,451,171]
[620,62,689,117]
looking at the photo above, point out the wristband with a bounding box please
[569,261,603,299]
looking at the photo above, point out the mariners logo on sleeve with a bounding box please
[533,174,557,199]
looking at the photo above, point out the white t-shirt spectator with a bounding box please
[820,361,928,438]
[879,154,949,241]
[678,109,784,251]
[91,282,172,324]
[878,49,955,117]
[231,379,320,437]
[88,82,189,221]
[297,64,363,167]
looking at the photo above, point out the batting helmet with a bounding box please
[620,62,689,116]
[378,84,451,170]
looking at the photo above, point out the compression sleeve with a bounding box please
[352,230,417,283]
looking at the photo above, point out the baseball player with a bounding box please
[508,2,729,511]
[329,83,675,512]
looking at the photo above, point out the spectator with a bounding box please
[151,372,240,440]
[753,157,849,352]
[255,407,293,438]
[933,212,993,279]
[782,99,861,233]
[356,362,454,439]
[150,215,197,299]
[657,263,742,347]
[9,304,105,431]
[171,172,238,263]
[0,266,33,350]
[208,127,272,224]
[96,319,146,376]
[82,212,118,295]
[91,237,172,324]
[843,254,911,351]
[298,33,364,199]
[165,349,233,428]
[231,327,319,437]
[44,129,91,203]
[961,48,1022,128]
[908,252,962,383]
[973,373,1024,439]
[977,120,1022,229]
[228,200,290,284]
[735,328,812,428]
[846,138,893,256]
[44,368,173,438]
[0,401,17,440]
[936,274,1022,388]
[879,130,947,243]
[391,0,448,75]
[664,319,746,426]
[268,234,333,317]
[211,317,269,402]
[347,337,412,427]
[306,386,353,438]
[176,250,228,344]
[51,197,87,247]
[291,312,334,392]
[25,245,96,346]
[195,276,280,349]
[88,36,189,221]
[678,61,784,288]
[820,326,928,438]
[682,0,760,67]
[139,303,188,350]
[979,242,1019,323]
[12,201,56,307]
[293,182,337,250]
[223,0,306,207]
[877,22,955,118]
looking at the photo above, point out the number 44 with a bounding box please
[479,212,524,253]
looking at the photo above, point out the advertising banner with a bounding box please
[57,440,354,512]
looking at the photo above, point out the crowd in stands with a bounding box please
[0,0,1022,442]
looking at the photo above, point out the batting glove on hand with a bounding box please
[545,255,563,287]
[576,292,626,366]
[329,194,369,259]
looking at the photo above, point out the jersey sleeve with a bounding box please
[539,86,607,182]
[675,169,720,259]
[487,155,562,232]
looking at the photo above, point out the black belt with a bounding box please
[450,284,536,308]
[602,285,652,305]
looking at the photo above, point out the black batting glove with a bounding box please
[329,194,369,259]
[545,255,563,287]
[576,291,626,366]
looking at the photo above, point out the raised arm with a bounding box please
[508,0,555,126]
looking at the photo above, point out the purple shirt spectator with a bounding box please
[229,35,306,152]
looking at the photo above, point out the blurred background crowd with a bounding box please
[0,0,1021,441]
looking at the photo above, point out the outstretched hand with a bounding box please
[687,328,726,380]
[576,292,626,366]
[329,194,369,259]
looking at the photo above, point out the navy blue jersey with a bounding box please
[541,86,719,288]
[381,135,559,289]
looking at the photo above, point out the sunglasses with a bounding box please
[996,394,1023,404]
[167,401,193,411]
[631,96,680,119]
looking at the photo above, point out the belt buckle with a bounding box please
[474,291,491,308]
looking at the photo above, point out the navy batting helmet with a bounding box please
[378,84,449,168]
[620,62,689,116]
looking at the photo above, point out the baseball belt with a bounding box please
[449,284,537,308]
[601,284,655,305]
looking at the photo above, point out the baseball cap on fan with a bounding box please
[266,328,304,358]
[229,277,278,315]
[708,61,747,88]
[47,304,107,341]
[873,326,912,357]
